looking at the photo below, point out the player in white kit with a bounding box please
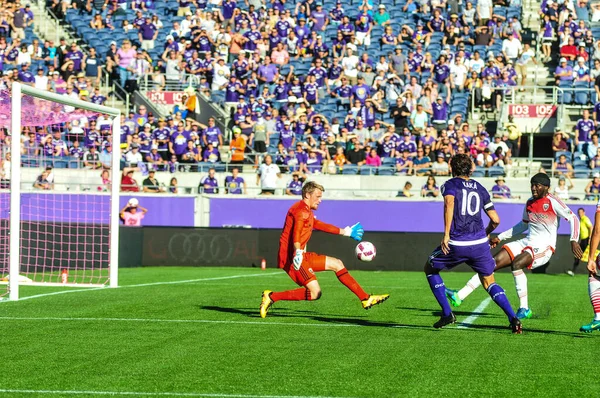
[446,173,583,319]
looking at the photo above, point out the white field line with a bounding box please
[0,272,283,303]
[457,298,492,329]
[0,389,355,398]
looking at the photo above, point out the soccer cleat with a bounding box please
[516,307,532,319]
[445,288,462,307]
[566,270,575,277]
[259,290,274,318]
[361,294,390,309]
[510,317,523,334]
[580,320,600,333]
[433,313,456,329]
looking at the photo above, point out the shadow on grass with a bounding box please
[199,305,589,338]
[458,323,590,338]
[396,306,497,318]
[200,305,433,330]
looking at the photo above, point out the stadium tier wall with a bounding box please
[119,227,580,274]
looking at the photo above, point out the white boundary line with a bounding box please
[0,272,282,303]
[0,389,353,398]
[457,298,492,329]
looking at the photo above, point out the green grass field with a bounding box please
[0,267,598,398]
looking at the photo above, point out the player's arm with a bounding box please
[291,209,311,270]
[493,220,528,248]
[587,208,600,274]
[441,193,454,255]
[482,190,499,236]
[551,197,583,258]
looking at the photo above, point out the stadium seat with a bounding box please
[360,165,377,175]
[377,166,396,175]
[574,167,591,179]
[487,167,505,178]
[341,165,359,175]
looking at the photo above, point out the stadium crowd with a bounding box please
[2,0,600,185]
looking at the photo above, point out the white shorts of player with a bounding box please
[503,238,555,269]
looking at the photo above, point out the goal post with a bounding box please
[7,83,121,300]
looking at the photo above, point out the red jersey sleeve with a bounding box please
[292,208,312,245]
[314,219,341,235]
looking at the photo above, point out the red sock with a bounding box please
[336,269,369,301]
[271,288,311,302]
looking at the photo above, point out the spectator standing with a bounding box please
[120,201,148,226]
[554,175,574,200]
[225,167,247,194]
[504,115,522,157]
[199,167,219,194]
[138,16,158,51]
[569,207,593,276]
[229,128,246,164]
[421,175,439,197]
[120,167,140,192]
[491,176,513,199]
[286,172,303,195]
[257,154,281,195]
[142,170,163,193]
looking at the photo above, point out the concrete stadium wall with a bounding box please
[20,168,598,199]
[119,227,583,274]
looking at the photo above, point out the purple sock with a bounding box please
[487,283,516,321]
[427,273,452,316]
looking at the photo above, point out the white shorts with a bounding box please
[503,239,555,269]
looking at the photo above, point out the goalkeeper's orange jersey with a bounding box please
[278,200,340,269]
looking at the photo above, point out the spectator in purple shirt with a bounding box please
[286,172,304,195]
[199,168,219,194]
[138,16,158,51]
[555,57,574,84]
[224,167,246,194]
[575,109,596,151]
[491,176,514,199]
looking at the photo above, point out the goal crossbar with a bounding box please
[9,83,122,300]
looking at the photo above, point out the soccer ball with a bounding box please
[128,198,139,207]
[355,242,376,262]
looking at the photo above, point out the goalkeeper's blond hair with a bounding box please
[302,181,325,198]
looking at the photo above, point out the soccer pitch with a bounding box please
[0,267,597,398]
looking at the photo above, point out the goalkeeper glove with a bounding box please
[343,222,364,241]
[293,249,304,270]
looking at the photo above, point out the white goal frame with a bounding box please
[8,83,121,300]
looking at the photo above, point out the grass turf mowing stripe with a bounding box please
[457,297,492,329]
[0,272,282,303]
[0,389,355,398]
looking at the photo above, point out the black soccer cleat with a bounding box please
[433,313,456,329]
[510,317,523,334]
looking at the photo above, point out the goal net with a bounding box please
[2,83,120,300]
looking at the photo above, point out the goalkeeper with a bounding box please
[259,181,389,318]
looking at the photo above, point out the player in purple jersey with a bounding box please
[424,154,522,333]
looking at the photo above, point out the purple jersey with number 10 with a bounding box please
[429,176,496,276]
[441,177,494,244]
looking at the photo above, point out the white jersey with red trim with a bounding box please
[521,194,579,249]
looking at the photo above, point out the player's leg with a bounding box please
[446,246,513,306]
[479,273,522,334]
[510,251,534,319]
[324,255,389,308]
[425,246,466,328]
[581,272,600,332]
[259,261,321,318]
[467,243,522,333]
[424,260,455,328]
